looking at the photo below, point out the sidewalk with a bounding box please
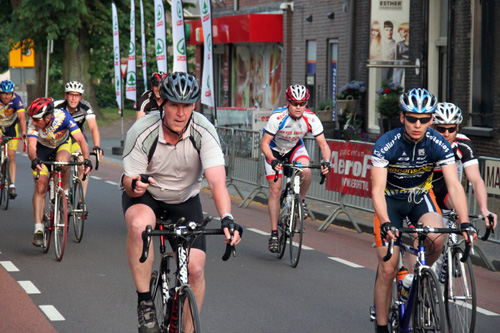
[96,118,500,272]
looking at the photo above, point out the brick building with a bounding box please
[186,0,500,157]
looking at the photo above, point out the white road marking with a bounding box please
[90,176,102,180]
[39,305,65,321]
[18,280,41,294]
[0,261,19,272]
[105,181,118,186]
[328,257,364,268]
[477,306,499,316]
[247,228,314,250]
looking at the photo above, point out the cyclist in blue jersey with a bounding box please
[0,80,27,199]
[261,85,331,253]
[370,88,474,333]
[27,97,92,247]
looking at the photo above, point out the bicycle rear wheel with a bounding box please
[53,189,68,261]
[0,158,10,210]
[150,269,169,331]
[71,178,86,243]
[445,245,476,333]
[413,268,447,332]
[176,284,201,333]
[289,194,304,268]
[277,205,287,259]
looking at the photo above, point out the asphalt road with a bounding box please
[1,152,500,332]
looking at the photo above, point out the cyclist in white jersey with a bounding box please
[261,85,331,253]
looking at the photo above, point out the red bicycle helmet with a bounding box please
[151,71,168,87]
[285,84,310,101]
[28,97,54,119]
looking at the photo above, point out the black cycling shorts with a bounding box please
[122,191,207,252]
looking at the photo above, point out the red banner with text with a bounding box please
[326,141,373,198]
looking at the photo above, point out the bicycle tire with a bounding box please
[388,277,401,333]
[445,245,476,333]
[41,192,52,253]
[276,192,288,259]
[71,178,86,243]
[53,189,68,261]
[176,284,201,333]
[150,269,169,331]
[289,194,304,268]
[413,268,447,332]
[1,158,10,210]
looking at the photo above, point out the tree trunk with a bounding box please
[62,26,103,118]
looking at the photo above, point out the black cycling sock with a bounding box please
[271,230,278,236]
[137,291,152,305]
[376,325,389,333]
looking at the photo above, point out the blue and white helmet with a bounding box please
[0,80,15,93]
[399,88,438,114]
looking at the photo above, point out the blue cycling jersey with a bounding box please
[371,127,455,199]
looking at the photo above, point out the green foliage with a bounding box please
[314,100,335,112]
[376,81,404,119]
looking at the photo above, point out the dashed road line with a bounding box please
[105,181,119,186]
[39,305,65,321]
[18,280,41,294]
[477,306,500,316]
[247,228,314,250]
[0,261,20,272]
[90,176,102,180]
[328,257,364,268]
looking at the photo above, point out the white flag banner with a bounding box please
[125,0,137,104]
[154,0,167,73]
[172,0,187,73]
[140,0,147,90]
[199,0,214,107]
[112,2,122,111]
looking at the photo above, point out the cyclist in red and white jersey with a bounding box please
[260,84,331,253]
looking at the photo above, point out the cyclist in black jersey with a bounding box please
[54,81,103,196]
[371,88,474,333]
[136,72,167,120]
[431,102,497,229]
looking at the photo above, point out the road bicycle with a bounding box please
[274,161,326,268]
[37,159,86,261]
[436,211,494,333]
[370,222,476,332]
[0,135,24,210]
[68,150,100,243]
[140,214,236,333]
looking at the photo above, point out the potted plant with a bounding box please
[337,80,366,117]
[376,82,404,132]
[314,100,335,122]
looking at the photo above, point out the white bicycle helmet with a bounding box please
[65,81,85,94]
[399,88,438,114]
[285,84,310,101]
[433,102,463,125]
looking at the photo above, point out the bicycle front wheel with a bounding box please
[277,201,287,259]
[413,268,447,332]
[53,189,68,261]
[41,192,52,253]
[289,194,304,268]
[0,158,10,210]
[445,245,476,333]
[150,269,169,331]
[71,178,86,243]
[176,284,201,333]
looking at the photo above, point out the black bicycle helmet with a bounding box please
[159,72,201,103]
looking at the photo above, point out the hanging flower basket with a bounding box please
[336,96,359,117]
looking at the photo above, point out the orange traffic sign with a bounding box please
[9,42,35,68]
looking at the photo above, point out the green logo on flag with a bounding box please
[207,75,210,89]
[177,39,185,55]
[156,39,165,54]
[202,0,209,15]
[207,34,212,52]
[157,5,162,21]
[127,71,136,86]
[115,47,119,60]
[177,0,182,19]
[114,20,118,31]
[129,41,135,55]
[116,76,120,88]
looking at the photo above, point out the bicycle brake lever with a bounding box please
[139,225,153,263]
[222,225,236,261]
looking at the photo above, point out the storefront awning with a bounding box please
[185,14,283,45]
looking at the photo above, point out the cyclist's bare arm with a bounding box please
[18,111,27,137]
[122,174,154,197]
[27,136,38,161]
[86,117,104,159]
[205,165,242,245]
[464,163,498,229]
[260,132,278,167]
[314,133,332,173]
[71,130,91,173]
[371,165,396,242]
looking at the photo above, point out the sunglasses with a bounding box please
[289,100,307,107]
[434,126,458,134]
[404,115,432,124]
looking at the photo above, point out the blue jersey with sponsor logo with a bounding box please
[371,127,455,199]
[27,108,81,149]
[0,93,25,128]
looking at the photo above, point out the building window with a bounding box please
[306,40,317,108]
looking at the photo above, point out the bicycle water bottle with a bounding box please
[397,267,408,301]
[400,274,413,302]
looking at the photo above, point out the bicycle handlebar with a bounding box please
[35,160,89,181]
[441,211,494,241]
[382,225,474,263]
[273,162,327,185]
[139,216,236,263]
